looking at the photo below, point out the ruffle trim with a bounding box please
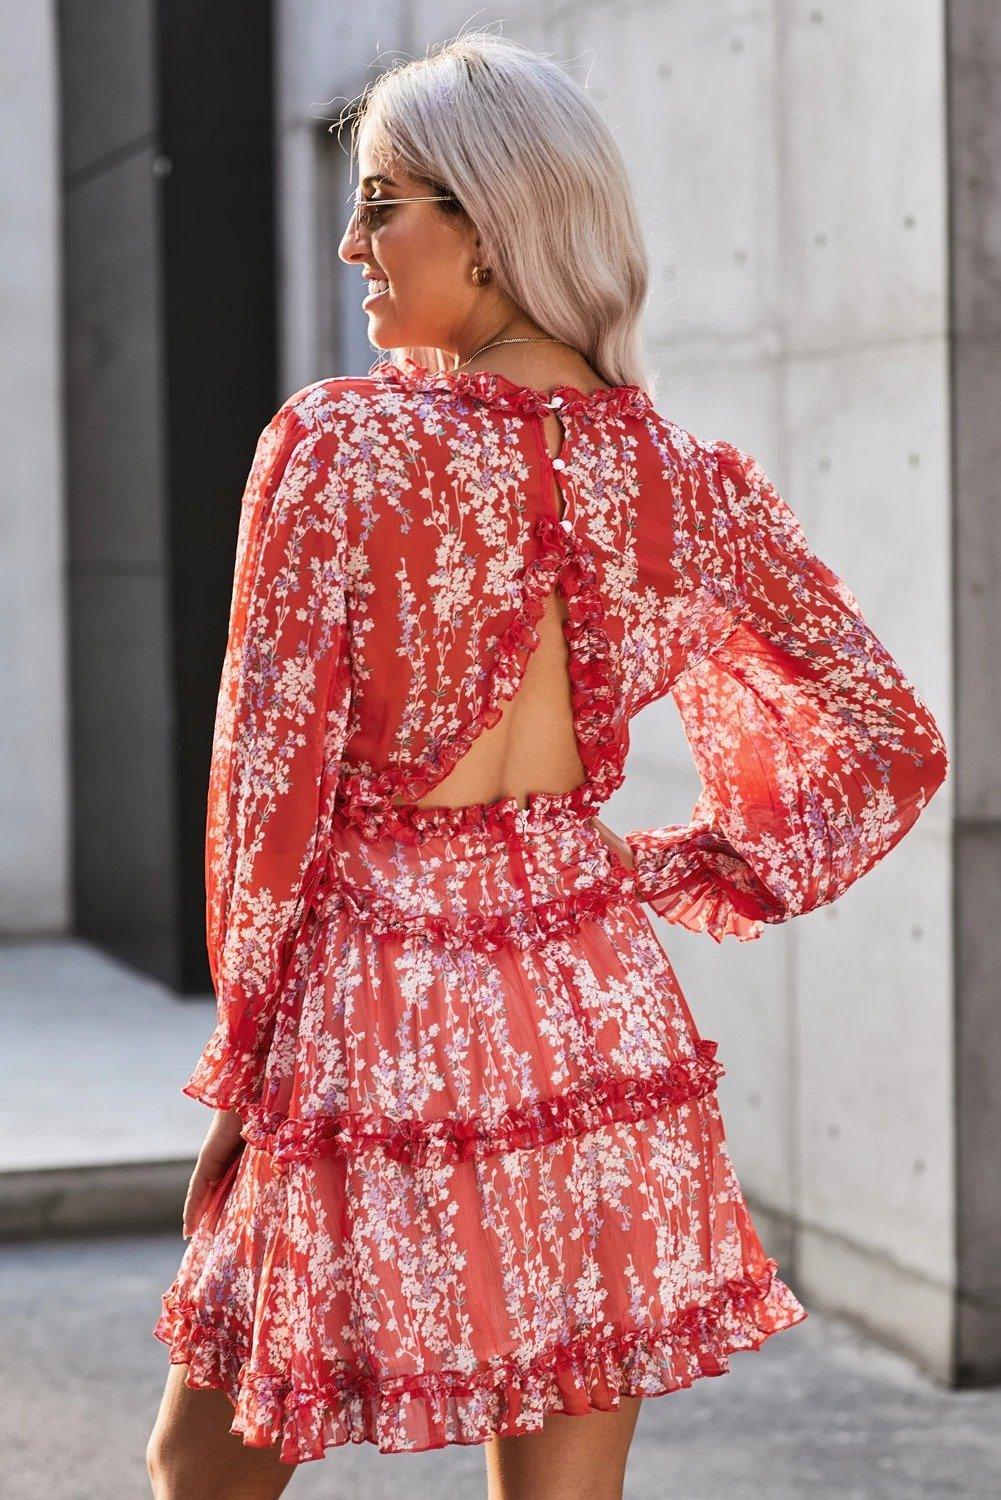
[315,865,640,951]
[375,355,653,420]
[181,1021,266,1114]
[332,512,629,842]
[625,822,789,944]
[153,1256,806,1462]
[240,1037,724,1168]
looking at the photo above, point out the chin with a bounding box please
[367,313,438,354]
[368,325,410,353]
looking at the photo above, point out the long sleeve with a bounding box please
[625,438,949,943]
[183,399,352,1111]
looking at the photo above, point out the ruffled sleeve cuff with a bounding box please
[181,1019,268,1114]
[624,821,789,944]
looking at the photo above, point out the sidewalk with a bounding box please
[0,939,213,1238]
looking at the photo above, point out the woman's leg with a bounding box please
[146,1364,299,1500]
[484,1396,644,1500]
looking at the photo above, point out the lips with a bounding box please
[363,276,389,307]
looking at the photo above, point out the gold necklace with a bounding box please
[455,336,577,371]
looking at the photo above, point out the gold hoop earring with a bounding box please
[471,264,493,287]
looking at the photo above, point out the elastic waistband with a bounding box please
[330,784,599,846]
[313,861,639,952]
[309,802,639,951]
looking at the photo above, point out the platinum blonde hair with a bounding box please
[344,29,654,394]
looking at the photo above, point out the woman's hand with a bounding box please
[590,816,635,871]
[182,1108,245,1239]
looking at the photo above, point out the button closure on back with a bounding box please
[551,457,566,471]
[559,518,572,532]
[548,395,564,409]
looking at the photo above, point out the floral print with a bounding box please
[624,438,950,940]
[154,355,947,1461]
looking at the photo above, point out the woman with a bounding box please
[147,29,949,1500]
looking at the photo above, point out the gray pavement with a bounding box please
[0,939,212,1173]
[0,940,213,1238]
[1,1232,1000,1500]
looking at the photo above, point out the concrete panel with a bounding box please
[645,344,783,463]
[796,820,953,1284]
[782,336,953,1285]
[280,113,332,391]
[953,334,1001,819]
[409,1,554,49]
[797,1214,955,1382]
[63,146,167,569]
[279,100,382,393]
[949,0,1001,1384]
[556,0,781,357]
[955,820,1001,1382]
[779,0,949,351]
[946,5,1001,338]
[698,930,798,1215]
[59,0,157,176]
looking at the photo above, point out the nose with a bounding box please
[338,208,366,266]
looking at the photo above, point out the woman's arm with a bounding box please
[623,438,949,942]
[184,397,352,1112]
[180,396,352,1233]
[182,1107,244,1238]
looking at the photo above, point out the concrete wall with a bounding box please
[0,2,71,934]
[947,1,1001,1383]
[277,0,956,1375]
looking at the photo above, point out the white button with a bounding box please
[548,395,564,408]
[551,457,566,471]
[560,518,572,532]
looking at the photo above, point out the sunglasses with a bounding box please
[345,190,457,234]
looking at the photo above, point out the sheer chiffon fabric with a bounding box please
[154,356,946,1461]
[156,806,806,1460]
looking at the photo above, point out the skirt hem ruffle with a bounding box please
[152,1257,807,1464]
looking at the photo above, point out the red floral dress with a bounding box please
[154,356,949,1461]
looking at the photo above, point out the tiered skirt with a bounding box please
[154,793,807,1462]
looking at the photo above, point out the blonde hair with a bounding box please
[342,28,654,394]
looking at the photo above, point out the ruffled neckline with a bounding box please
[374,356,653,419]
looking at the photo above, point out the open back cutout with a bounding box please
[391,404,589,812]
